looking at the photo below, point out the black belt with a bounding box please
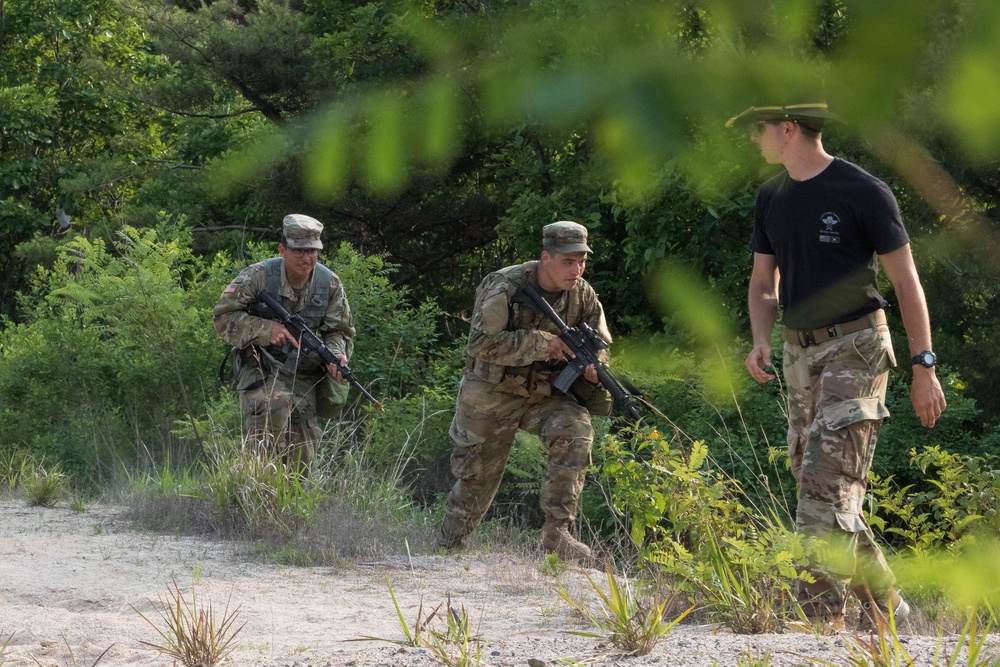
[781,310,887,348]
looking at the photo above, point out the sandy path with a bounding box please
[0,500,990,666]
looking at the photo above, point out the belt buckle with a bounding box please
[796,329,816,347]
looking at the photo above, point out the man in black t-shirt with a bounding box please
[727,103,947,632]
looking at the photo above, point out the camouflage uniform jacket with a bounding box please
[463,260,611,395]
[214,257,355,373]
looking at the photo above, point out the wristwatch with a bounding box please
[912,349,937,368]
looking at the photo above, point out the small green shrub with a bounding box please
[557,562,694,656]
[23,463,68,508]
[599,431,751,559]
[596,429,816,633]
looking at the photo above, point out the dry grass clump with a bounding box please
[132,579,244,667]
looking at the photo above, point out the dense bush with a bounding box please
[0,221,220,488]
[0,223,458,493]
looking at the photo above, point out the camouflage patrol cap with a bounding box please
[543,221,592,254]
[725,103,842,133]
[282,214,323,250]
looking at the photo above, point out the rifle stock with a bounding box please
[254,291,384,411]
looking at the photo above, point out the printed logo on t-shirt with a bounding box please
[819,212,841,244]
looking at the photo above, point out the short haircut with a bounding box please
[797,123,822,140]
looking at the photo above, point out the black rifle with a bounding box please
[253,290,384,411]
[514,282,647,427]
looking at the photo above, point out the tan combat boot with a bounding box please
[540,518,592,563]
[435,516,471,552]
[858,588,910,631]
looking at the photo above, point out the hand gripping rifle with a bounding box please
[253,290,384,411]
[514,282,647,427]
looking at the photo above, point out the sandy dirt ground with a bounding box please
[0,499,994,667]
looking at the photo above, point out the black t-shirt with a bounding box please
[748,158,910,330]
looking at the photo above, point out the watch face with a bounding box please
[915,351,936,367]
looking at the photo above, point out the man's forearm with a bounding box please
[893,278,934,356]
[748,290,779,348]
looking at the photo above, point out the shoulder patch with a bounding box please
[223,283,238,294]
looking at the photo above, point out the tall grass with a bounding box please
[124,407,438,564]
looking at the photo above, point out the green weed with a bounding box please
[557,562,695,656]
[539,552,570,577]
[736,645,772,667]
[132,579,244,667]
[683,517,808,633]
[347,578,441,647]
[0,451,30,494]
[349,585,482,666]
[423,597,484,667]
[23,463,68,508]
[868,446,1000,555]
[0,629,12,665]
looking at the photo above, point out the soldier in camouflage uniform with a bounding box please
[436,221,613,562]
[214,214,355,470]
[728,103,947,630]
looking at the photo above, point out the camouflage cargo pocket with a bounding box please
[317,374,350,419]
[570,377,613,417]
[820,396,889,480]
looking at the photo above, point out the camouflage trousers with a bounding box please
[437,377,594,548]
[783,325,897,619]
[238,363,325,469]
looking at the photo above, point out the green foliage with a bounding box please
[596,428,815,633]
[868,446,1000,555]
[599,431,748,557]
[737,647,773,667]
[361,388,456,504]
[539,552,570,578]
[874,362,1000,486]
[351,586,482,667]
[797,604,998,667]
[329,242,451,398]
[0,450,32,494]
[681,519,811,634]
[609,342,797,515]
[0,628,11,665]
[0,0,169,316]
[127,458,204,501]
[355,578,440,647]
[0,221,220,487]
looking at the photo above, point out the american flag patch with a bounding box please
[223,283,238,293]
